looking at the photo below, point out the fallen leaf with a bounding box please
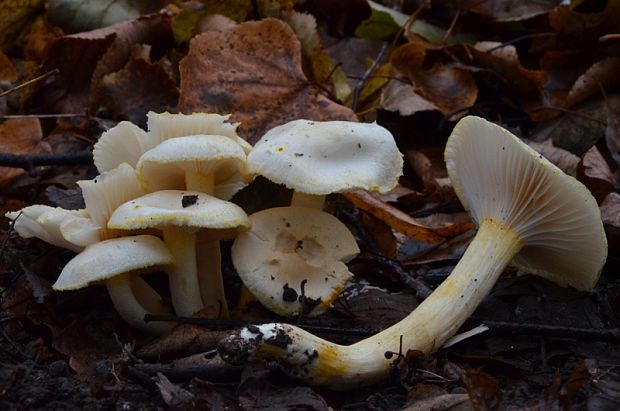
[0,0,44,50]
[461,0,557,21]
[344,190,446,244]
[0,118,51,186]
[96,57,179,126]
[42,11,173,114]
[310,0,370,37]
[577,145,614,203]
[137,323,227,359]
[566,57,620,108]
[156,372,194,408]
[0,50,18,82]
[403,393,471,411]
[461,369,502,410]
[405,149,455,198]
[600,192,620,227]
[380,78,438,116]
[178,18,357,144]
[528,139,580,176]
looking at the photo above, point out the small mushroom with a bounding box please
[53,235,175,334]
[218,116,607,387]
[93,121,160,173]
[232,207,359,317]
[247,119,403,209]
[108,190,250,317]
[136,135,251,199]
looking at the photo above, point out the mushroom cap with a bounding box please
[147,111,252,153]
[53,235,174,290]
[137,135,250,200]
[93,121,159,173]
[108,190,250,236]
[445,116,607,290]
[231,206,360,317]
[247,119,403,195]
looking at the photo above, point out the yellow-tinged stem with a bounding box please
[290,192,325,209]
[185,172,214,195]
[219,219,523,387]
[106,273,173,335]
[196,238,229,319]
[163,229,204,316]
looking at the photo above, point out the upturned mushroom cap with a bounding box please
[108,190,250,234]
[445,116,607,290]
[93,121,159,173]
[53,235,174,290]
[136,135,251,200]
[147,111,252,153]
[247,119,403,195]
[231,206,360,317]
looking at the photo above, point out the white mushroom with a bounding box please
[232,207,359,317]
[218,116,607,388]
[108,190,250,318]
[54,235,175,334]
[93,121,160,173]
[247,119,403,209]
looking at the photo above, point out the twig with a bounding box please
[0,150,93,175]
[143,314,377,337]
[479,320,620,343]
[0,113,89,119]
[130,363,242,383]
[351,42,389,113]
[442,8,460,44]
[528,106,606,125]
[485,33,556,54]
[352,254,433,299]
[0,69,59,98]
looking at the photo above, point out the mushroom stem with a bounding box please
[290,192,325,209]
[106,273,174,335]
[162,230,204,316]
[186,171,215,195]
[196,238,229,318]
[218,218,522,387]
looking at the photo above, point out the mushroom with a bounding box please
[247,119,403,209]
[136,134,251,199]
[217,116,607,387]
[108,190,250,317]
[93,121,160,173]
[231,206,360,317]
[53,235,175,334]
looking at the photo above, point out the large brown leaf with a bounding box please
[178,18,356,144]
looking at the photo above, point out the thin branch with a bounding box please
[0,113,88,119]
[0,150,93,176]
[0,69,59,98]
[485,33,556,54]
[352,42,389,113]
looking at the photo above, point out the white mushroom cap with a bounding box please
[108,190,250,234]
[93,121,159,173]
[78,162,145,240]
[445,116,607,290]
[6,206,97,252]
[247,119,403,195]
[53,235,174,290]
[147,111,252,153]
[231,206,360,317]
[136,135,251,200]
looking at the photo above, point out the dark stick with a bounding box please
[130,363,242,383]
[353,254,433,299]
[480,320,620,343]
[143,314,377,337]
[0,150,93,175]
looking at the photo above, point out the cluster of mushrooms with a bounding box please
[6,114,607,388]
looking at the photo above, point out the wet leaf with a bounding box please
[0,118,50,186]
[178,18,356,144]
[577,145,614,203]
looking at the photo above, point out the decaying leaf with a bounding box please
[156,372,194,408]
[566,57,620,108]
[0,118,50,186]
[461,0,558,21]
[178,18,356,144]
[601,192,620,228]
[0,0,45,50]
[577,145,614,203]
[380,78,438,116]
[137,323,227,359]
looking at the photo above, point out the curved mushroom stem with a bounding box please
[106,273,174,335]
[163,229,204,316]
[219,219,523,388]
[196,236,229,318]
[290,192,325,209]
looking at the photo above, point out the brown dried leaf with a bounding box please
[344,190,445,244]
[577,145,614,203]
[178,18,356,145]
[0,51,18,82]
[528,139,579,176]
[97,57,179,126]
[0,0,44,50]
[42,12,173,114]
[600,192,620,228]
[566,58,620,108]
[380,79,438,116]
[461,369,502,410]
[137,323,227,359]
[0,118,50,186]
[461,0,557,21]
[406,149,454,198]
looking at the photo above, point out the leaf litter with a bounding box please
[0,1,619,410]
